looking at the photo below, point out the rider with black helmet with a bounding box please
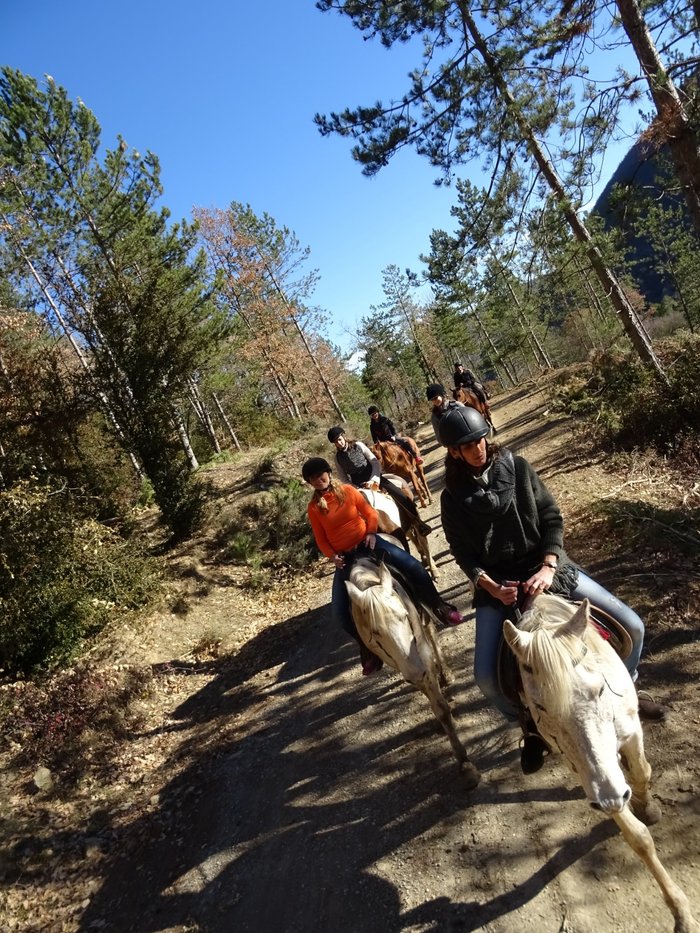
[367,406,423,464]
[301,455,464,675]
[438,407,664,774]
[426,383,465,446]
[453,362,489,404]
[327,425,431,537]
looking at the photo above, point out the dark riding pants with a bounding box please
[331,539,441,642]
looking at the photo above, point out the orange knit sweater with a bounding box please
[307,484,379,558]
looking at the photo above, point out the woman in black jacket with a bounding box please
[438,406,665,773]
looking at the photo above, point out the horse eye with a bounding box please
[598,684,605,697]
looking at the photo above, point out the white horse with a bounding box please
[345,558,480,788]
[504,594,697,933]
[358,484,438,580]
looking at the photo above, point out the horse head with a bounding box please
[504,596,639,814]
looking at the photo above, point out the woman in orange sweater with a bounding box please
[302,456,463,675]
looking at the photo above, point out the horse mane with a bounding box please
[519,595,606,719]
[348,560,414,637]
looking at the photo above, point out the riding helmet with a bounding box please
[367,405,379,415]
[302,457,332,482]
[438,406,490,447]
[327,425,345,443]
[426,383,446,401]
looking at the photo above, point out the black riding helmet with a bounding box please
[367,405,379,415]
[327,425,345,443]
[426,383,446,401]
[438,406,490,447]
[302,457,332,482]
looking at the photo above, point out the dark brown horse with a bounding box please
[452,387,497,433]
[373,441,432,508]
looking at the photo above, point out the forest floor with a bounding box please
[2,380,700,933]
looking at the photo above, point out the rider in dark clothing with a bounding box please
[453,362,489,406]
[368,406,418,462]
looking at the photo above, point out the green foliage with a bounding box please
[218,477,314,575]
[0,69,230,540]
[554,332,700,457]
[0,481,158,676]
[137,476,155,507]
[199,449,236,468]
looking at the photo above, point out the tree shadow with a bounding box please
[69,604,642,933]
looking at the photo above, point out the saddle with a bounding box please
[497,598,633,708]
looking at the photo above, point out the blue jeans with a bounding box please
[331,537,441,642]
[473,570,645,720]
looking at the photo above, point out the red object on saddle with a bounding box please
[592,621,611,641]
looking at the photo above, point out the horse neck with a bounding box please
[521,613,597,719]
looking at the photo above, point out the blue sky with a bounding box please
[2,1,636,353]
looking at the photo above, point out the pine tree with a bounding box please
[316,1,667,378]
[0,69,226,536]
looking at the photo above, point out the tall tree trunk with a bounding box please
[212,392,242,451]
[467,303,519,386]
[615,0,700,235]
[256,249,346,421]
[574,254,612,325]
[488,246,554,369]
[188,379,221,453]
[227,288,302,420]
[395,293,436,382]
[456,0,668,382]
[172,406,199,471]
[3,216,144,476]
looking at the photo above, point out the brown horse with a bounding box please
[452,387,497,433]
[373,441,432,508]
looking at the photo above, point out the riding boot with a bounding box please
[519,709,550,774]
[358,641,383,676]
[637,689,666,722]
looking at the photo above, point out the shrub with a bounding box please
[553,333,700,461]
[216,477,315,574]
[0,481,158,676]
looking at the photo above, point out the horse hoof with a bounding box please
[631,798,662,825]
[460,760,481,790]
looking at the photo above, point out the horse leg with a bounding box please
[620,730,662,825]
[612,807,697,933]
[418,675,480,786]
[403,465,429,508]
[423,617,452,687]
[406,525,439,580]
[414,461,432,505]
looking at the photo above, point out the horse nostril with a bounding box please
[622,788,631,804]
[590,802,603,812]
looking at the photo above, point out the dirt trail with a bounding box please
[14,383,700,933]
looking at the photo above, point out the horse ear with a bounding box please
[345,580,363,604]
[377,560,393,594]
[503,619,532,660]
[559,598,590,639]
